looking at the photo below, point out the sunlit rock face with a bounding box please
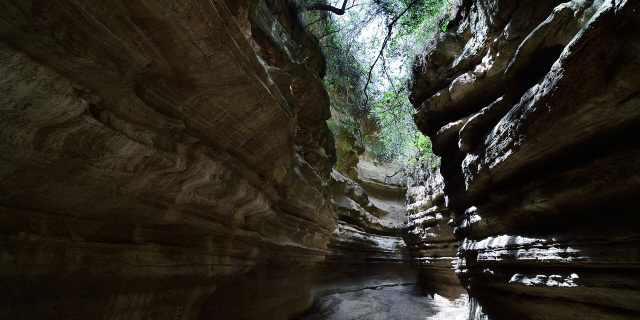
[352,155,408,225]
[0,0,338,319]
[409,0,640,319]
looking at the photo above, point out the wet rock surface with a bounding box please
[408,0,640,319]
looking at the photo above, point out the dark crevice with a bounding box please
[483,116,640,205]
[507,45,565,95]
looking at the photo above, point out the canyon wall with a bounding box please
[321,157,413,294]
[0,0,411,319]
[408,0,640,319]
[404,168,465,300]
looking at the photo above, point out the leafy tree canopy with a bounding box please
[295,0,457,185]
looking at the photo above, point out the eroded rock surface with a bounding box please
[0,0,343,319]
[403,169,465,300]
[0,0,334,318]
[318,157,413,298]
[0,0,417,319]
[300,285,468,320]
[409,0,640,319]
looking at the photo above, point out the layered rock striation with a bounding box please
[319,164,413,295]
[0,0,332,319]
[408,0,640,319]
[404,168,465,300]
[0,0,416,319]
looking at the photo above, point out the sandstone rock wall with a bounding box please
[319,168,413,294]
[0,0,418,319]
[0,0,337,319]
[316,152,414,293]
[403,168,465,300]
[409,0,640,319]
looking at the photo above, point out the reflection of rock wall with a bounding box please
[409,0,640,319]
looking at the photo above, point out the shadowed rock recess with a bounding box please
[0,0,413,319]
[407,0,640,319]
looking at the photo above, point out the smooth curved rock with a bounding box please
[0,0,339,319]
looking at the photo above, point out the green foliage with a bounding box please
[295,0,452,182]
[367,86,440,183]
[441,19,449,32]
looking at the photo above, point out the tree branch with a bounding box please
[318,26,346,40]
[362,0,422,107]
[385,169,402,179]
[305,0,349,15]
[305,15,327,29]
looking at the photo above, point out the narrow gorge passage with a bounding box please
[0,0,639,320]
